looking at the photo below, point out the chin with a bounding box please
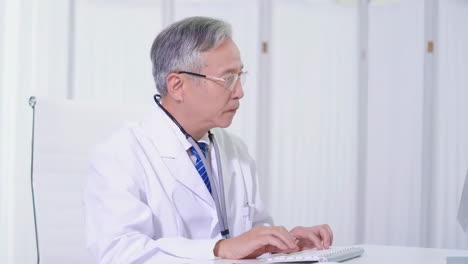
[217,121,233,128]
[216,117,235,128]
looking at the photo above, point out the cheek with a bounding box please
[193,95,224,118]
[190,87,231,117]
[209,93,230,112]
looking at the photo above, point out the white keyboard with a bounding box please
[264,246,364,263]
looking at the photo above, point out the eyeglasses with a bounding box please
[178,70,247,90]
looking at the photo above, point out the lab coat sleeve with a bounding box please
[83,139,218,264]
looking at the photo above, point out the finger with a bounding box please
[307,232,324,250]
[325,225,334,245]
[245,246,268,259]
[263,235,289,251]
[254,228,291,252]
[260,227,294,248]
[269,245,300,254]
[289,226,307,239]
[244,228,289,257]
[318,227,331,249]
[277,226,299,249]
[294,237,299,245]
[269,227,298,249]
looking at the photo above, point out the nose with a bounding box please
[231,80,244,100]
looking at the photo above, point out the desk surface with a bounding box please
[200,245,468,264]
[348,245,468,264]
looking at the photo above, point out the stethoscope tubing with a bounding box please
[154,95,231,239]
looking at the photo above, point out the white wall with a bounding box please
[72,0,162,103]
[0,0,74,262]
[365,0,425,246]
[1,0,36,262]
[428,0,468,248]
[1,0,468,263]
[268,0,359,245]
[0,1,13,262]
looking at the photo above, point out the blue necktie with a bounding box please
[189,143,212,193]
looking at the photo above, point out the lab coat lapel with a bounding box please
[216,141,234,202]
[142,106,215,209]
[210,129,236,214]
[163,152,215,209]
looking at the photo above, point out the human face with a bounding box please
[182,38,244,130]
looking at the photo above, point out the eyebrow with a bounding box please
[220,65,244,76]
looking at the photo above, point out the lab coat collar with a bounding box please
[162,111,210,153]
[140,105,216,209]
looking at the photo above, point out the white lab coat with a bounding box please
[83,105,272,263]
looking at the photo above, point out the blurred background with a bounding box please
[1,0,467,263]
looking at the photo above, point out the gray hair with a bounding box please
[150,16,232,96]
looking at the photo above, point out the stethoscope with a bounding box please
[154,95,231,239]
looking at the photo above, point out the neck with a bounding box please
[160,98,208,141]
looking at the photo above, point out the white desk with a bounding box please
[197,245,468,264]
[348,245,468,264]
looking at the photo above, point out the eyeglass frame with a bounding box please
[177,70,247,90]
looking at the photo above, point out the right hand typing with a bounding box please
[213,226,300,259]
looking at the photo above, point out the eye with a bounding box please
[225,75,237,82]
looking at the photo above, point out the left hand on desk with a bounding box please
[289,224,334,250]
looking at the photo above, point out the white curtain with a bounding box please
[267,0,359,246]
[364,0,425,247]
[428,0,468,249]
[73,0,162,104]
[1,0,43,262]
[363,0,468,249]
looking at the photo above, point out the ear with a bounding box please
[166,73,185,102]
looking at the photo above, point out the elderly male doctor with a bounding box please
[84,16,333,263]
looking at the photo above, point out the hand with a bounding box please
[289,224,333,250]
[213,226,300,259]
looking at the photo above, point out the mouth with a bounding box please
[227,107,239,113]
